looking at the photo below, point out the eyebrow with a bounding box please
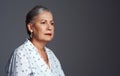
[40,19,54,21]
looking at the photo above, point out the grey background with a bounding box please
[0,0,119,76]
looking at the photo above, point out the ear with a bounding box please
[27,23,33,33]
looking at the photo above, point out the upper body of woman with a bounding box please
[6,5,65,76]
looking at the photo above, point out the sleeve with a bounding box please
[6,50,32,76]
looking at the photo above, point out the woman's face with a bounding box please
[28,11,55,42]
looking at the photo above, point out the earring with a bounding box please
[30,31,33,38]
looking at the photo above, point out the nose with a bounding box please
[47,23,53,30]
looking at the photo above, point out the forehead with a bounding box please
[34,11,54,20]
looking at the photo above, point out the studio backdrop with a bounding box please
[0,0,119,76]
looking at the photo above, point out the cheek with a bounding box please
[52,27,55,34]
[33,25,42,34]
[52,26,55,31]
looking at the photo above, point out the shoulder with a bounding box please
[13,40,30,57]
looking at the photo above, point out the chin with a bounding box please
[45,38,53,42]
[37,35,54,42]
[39,36,53,42]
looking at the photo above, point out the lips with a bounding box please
[44,33,52,36]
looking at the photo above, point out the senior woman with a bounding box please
[6,5,65,76]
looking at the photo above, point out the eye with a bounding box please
[51,21,54,26]
[41,21,46,24]
[40,20,46,24]
[51,22,54,26]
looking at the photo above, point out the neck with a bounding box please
[30,38,47,52]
